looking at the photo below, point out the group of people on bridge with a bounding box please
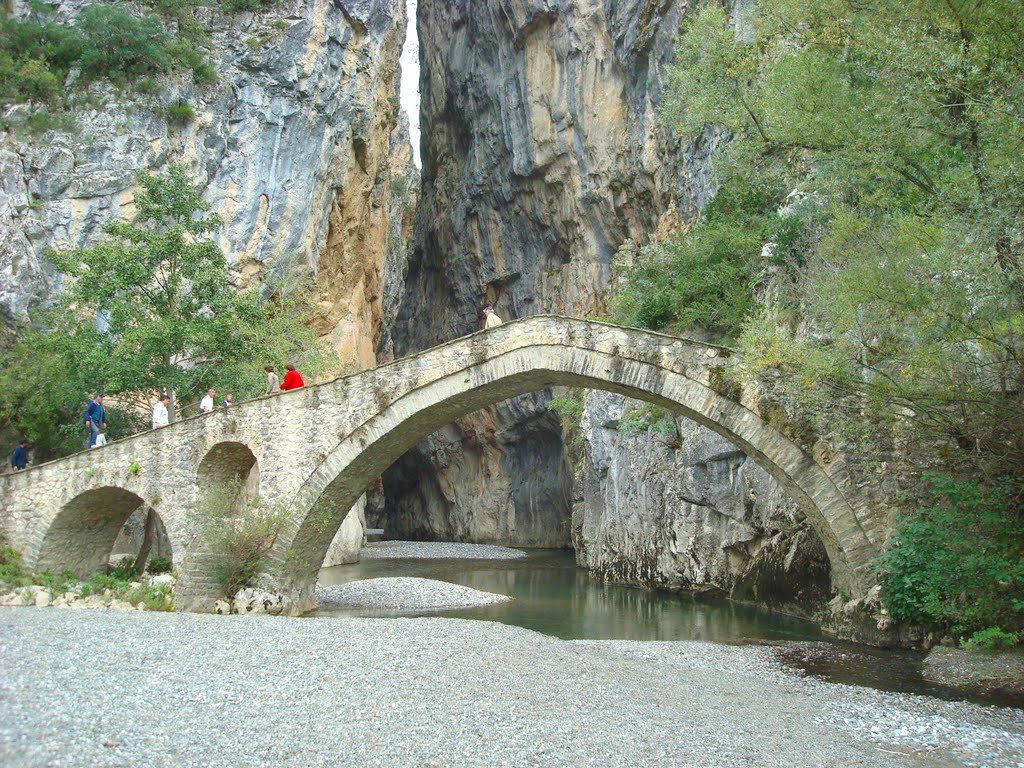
[6,362,309,472]
[7,305,505,471]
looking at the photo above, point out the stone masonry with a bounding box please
[0,317,885,614]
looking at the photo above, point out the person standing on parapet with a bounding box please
[280,363,304,391]
[83,393,106,448]
[152,394,170,429]
[482,305,503,329]
[9,440,30,471]
[264,365,280,395]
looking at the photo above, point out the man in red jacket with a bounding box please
[280,363,305,391]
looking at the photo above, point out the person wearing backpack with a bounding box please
[83,394,106,448]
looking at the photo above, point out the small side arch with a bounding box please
[197,441,260,501]
[37,487,166,577]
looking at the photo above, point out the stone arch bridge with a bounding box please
[0,316,887,613]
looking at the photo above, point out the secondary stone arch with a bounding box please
[36,486,168,578]
[197,441,260,503]
[277,343,879,613]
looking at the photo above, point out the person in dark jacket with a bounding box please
[280,364,304,391]
[9,440,30,471]
[83,394,106,448]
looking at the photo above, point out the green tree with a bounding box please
[622,0,1024,637]
[617,0,1024,476]
[0,166,326,456]
[874,474,1024,645]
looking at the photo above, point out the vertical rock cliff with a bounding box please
[381,0,719,548]
[2,0,407,372]
[383,0,831,609]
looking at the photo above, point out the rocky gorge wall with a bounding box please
[1,0,413,565]
[380,0,833,612]
[381,0,716,547]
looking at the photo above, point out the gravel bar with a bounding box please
[360,540,527,560]
[1,608,1022,768]
[316,577,513,611]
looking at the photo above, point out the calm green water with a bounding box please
[317,548,823,643]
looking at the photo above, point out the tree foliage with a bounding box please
[617,0,1024,475]
[0,166,327,457]
[0,0,215,115]
[874,474,1024,645]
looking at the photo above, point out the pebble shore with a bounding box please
[2,608,1021,767]
[316,577,513,611]
[360,541,527,560]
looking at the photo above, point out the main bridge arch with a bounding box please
[273,320,882,613]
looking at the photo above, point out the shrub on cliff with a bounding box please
[0,2,215,111]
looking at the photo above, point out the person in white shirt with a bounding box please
[200,388,216,414]
[482,305,503,329]
[92,425,107,448]
[152,394,170,429]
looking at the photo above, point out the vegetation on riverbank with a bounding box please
[612,0,1024,644]
[0,535,174,610]
[193,481,288,598]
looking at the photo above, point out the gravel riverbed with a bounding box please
[360,541,527,560]
[316,578,513,611]
[1,608,1022,767]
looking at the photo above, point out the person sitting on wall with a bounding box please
[280,364,304,391]
[482,305,503,329]
[9,440,30,471]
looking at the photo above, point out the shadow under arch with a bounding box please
[37,486,168,577]
[276,343,880,612]
[197,441,260,502]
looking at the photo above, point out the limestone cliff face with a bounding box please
[1,0,407,374]
[383,0,831,608]
[381,0,720,548]
[394,0,718,347]
[574,392,830,615]
[0,0,410,566]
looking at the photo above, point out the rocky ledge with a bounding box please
[316,577,513,611]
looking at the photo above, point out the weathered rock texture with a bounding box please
[575,391,831,616]
[3,0,408,358]
[0,0,412,565]
[383,0,722,550]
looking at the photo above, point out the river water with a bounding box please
[318,547,1021,708]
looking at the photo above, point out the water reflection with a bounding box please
[317,549,823,643]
